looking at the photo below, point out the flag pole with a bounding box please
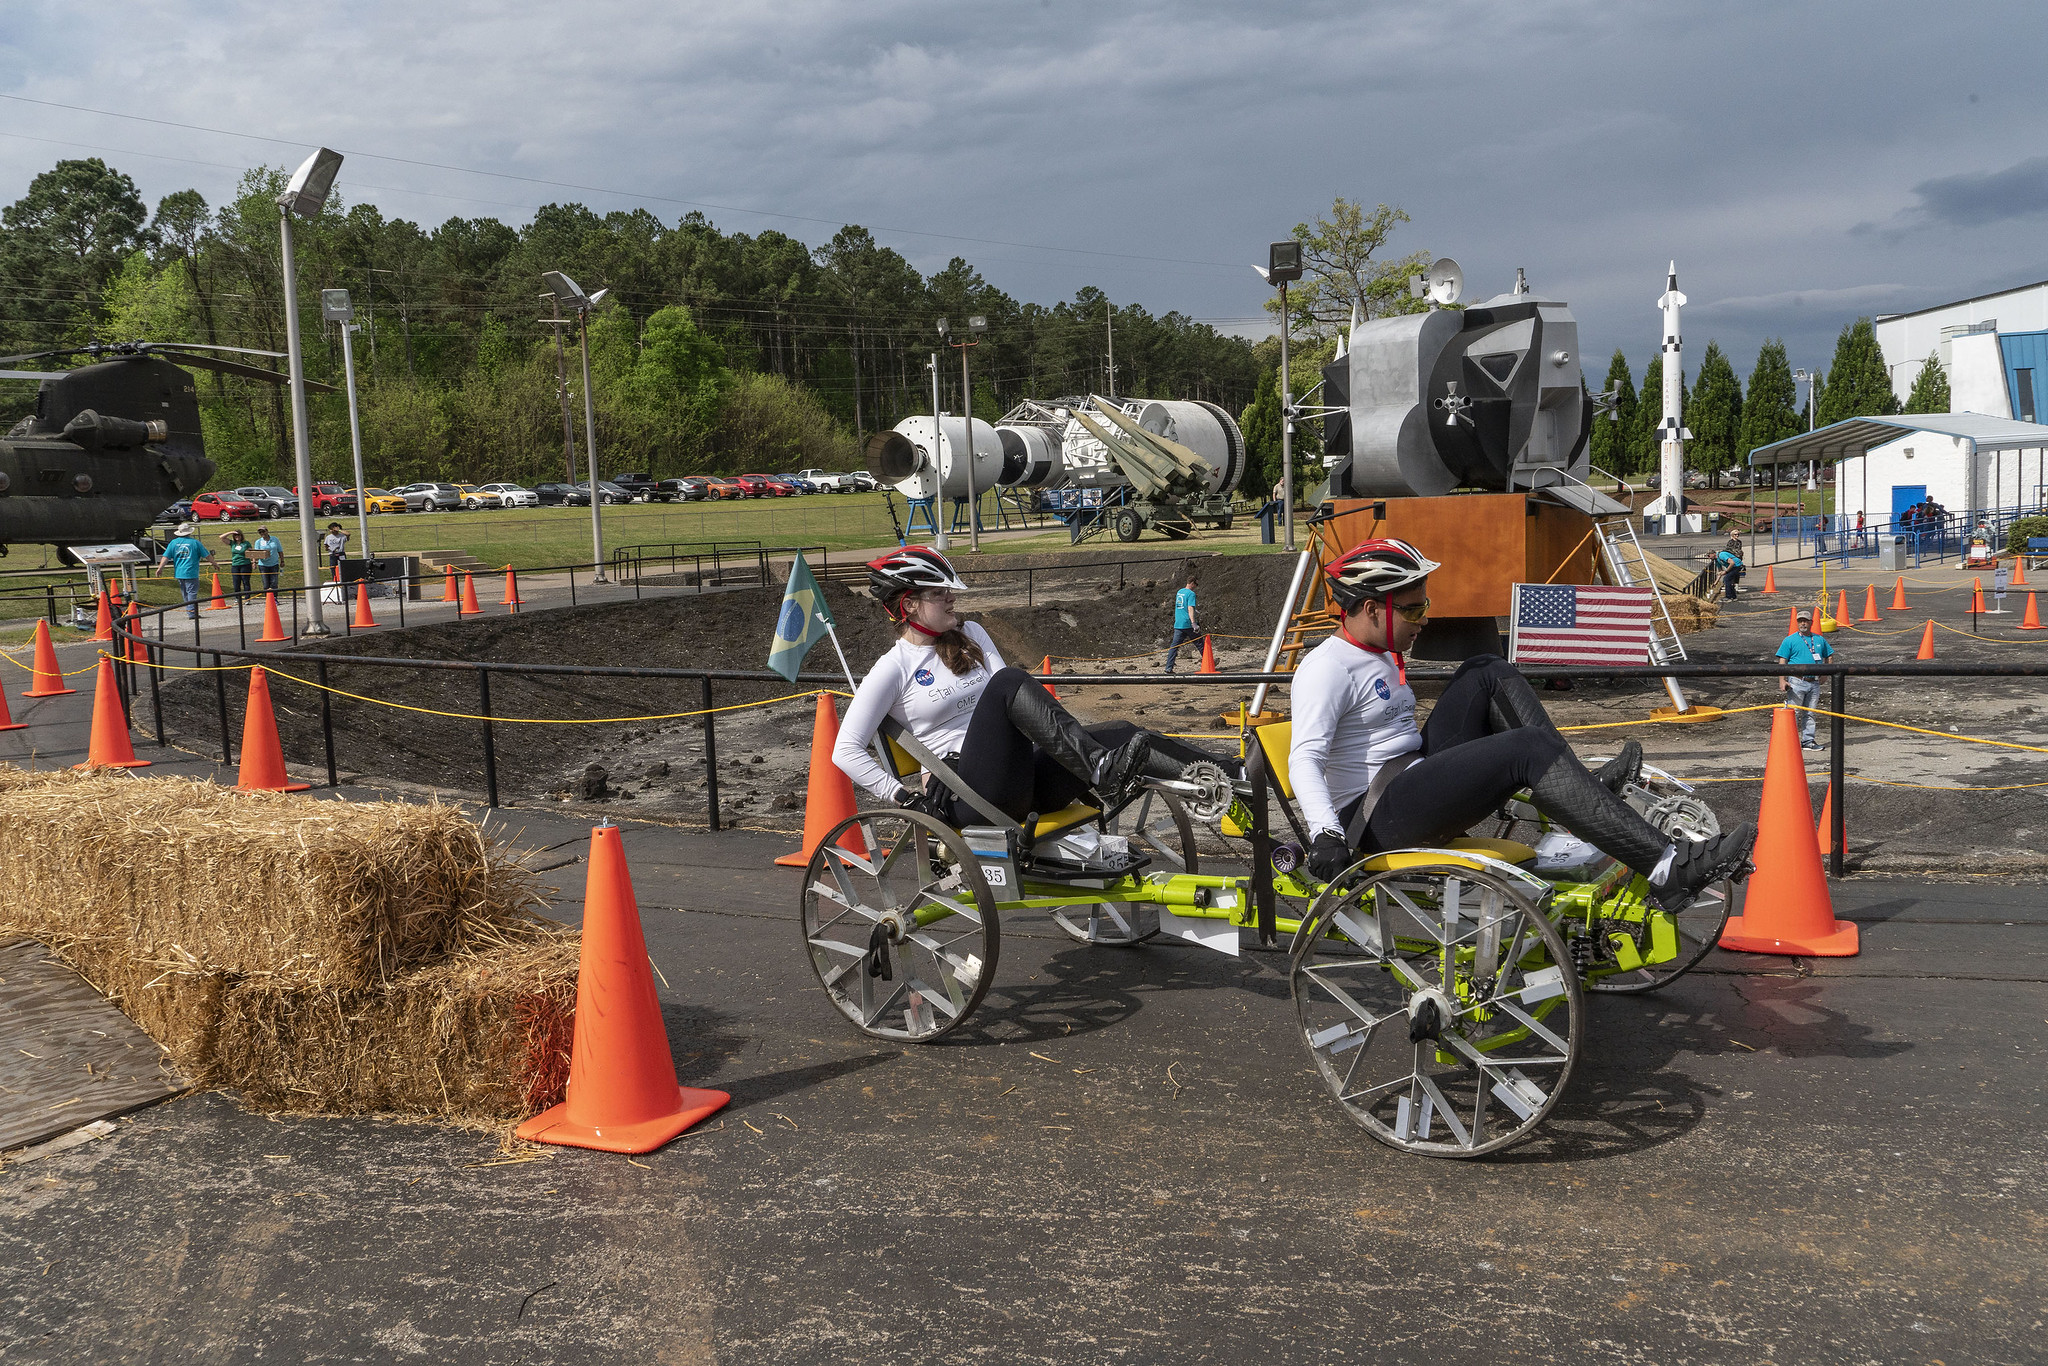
[819,613,857,690]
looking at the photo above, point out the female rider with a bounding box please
[833,547,1212,827]
[1289,538,1755,909]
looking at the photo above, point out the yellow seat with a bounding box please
[1445,836,1539,866]
[1032,803,1100,838]
[1255,721,1297,798]
[1354,840,1537,874]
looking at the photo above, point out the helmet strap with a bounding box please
[1337,608,1407,685]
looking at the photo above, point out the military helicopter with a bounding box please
[0,340,335,560]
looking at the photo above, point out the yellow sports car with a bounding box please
[362,488,409,514]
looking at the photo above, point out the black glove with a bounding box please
[1307,831,1356,882]
[895,785,951,824]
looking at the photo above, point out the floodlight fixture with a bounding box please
[320,289,354,323]
[968,315,987,332]
[543,271,607,313]
[936,317,949,336]
[549,268,611,580]
[278,148,344,218]
[1267,240,1304,284]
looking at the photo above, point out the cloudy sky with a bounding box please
[4,1,2044,383]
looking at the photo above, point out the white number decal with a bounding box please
[981,865,1008,887]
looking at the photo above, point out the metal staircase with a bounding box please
[1595,517,1687,666]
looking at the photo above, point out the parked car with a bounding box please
[610,472,658,501]
[573,480,635,505]
[298,482,358,515]
[394,481,462,511]
[232,485,300,518]
[737,474,796,497]
[191,490,261,521]
[846,470,879,492]
[361,488,410,514]
[456,483,502,510]
[158,499,193,524]
[774,473,818,494]
[535,483,589,506]
[476,482,539,508]
[655,478,705,502]
[795,468,855,493]
[691,477,742,500]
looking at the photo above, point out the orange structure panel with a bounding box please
[1316,494,1600,619]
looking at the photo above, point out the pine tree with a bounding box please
[1239,366,1282,499]
[1630,356,1687,476]
[1904,352,1950,414]
[1816,317,1902,424]
[1739,339,1802,459]
[1588,349,1636,475]
[1688,341,1743,485]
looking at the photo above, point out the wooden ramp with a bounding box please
[0,940,186,1151]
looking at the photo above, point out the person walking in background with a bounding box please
[222,529,252,598]
[1165,571,1200,673]
[155,521,213,619]
[322,522,349,571]
[1775,609,1834,750]
[252,525,282,592]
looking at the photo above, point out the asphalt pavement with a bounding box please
[1,632,2043,1364]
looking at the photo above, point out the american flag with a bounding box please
[1509,584,1653,665]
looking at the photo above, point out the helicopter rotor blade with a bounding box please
[0,369,64,382]
[169,352,338,392]
[145,341,288,359]
[0,349,92,366]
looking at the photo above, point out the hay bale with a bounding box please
[51,929,577,1121]
[0,768,543,989]
[1666,595,1720,635]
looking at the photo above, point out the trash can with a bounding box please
[1878,536,1905,571]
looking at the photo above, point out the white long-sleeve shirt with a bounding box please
[1288,633,1420,838]
[833,621,1007,799]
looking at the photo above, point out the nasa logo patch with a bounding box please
[1373,677,1391,701]
[913,668,936,686]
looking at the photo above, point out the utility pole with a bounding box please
[949,315,988,552]
[929,351,948,552]
[1104,297,1116,396]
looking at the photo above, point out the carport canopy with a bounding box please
[1748,412,2048,466]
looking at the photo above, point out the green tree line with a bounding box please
[0,157,1260,491]
[1587,317,1934,484]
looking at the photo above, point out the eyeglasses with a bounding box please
[1384,597,1431,624]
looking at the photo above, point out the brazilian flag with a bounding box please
[768,553,833,682]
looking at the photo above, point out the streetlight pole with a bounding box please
[1254,241,1304,553]
[322,289,372,562]
[928,350,947,552]
[278,148,344,636]
[544,271,610,580]
[950,315,987,553]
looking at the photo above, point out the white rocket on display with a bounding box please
[1655,261,1692,533]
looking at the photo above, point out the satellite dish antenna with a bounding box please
[1426,258,1463,307]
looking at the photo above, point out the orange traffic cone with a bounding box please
[1199,634,1217,673]
[459,572,484,616]
[1890,575,1907,610]
[501,565,523,609]
[2015,558,2029,587]
[256,591,290,643]
[1815,782,1835,857]
[207,573,229,611]
[441,565,458,603]
[1040,655,1058,700]
[1971,577,1986,613]
[233,667,310,792]
[0,660,26,732]
[776,693,869,868]
[123,604,145,665]
[2020,591,2044,630]
[1761,565,1777,594]
[331,562,341,583]
[23,620,75,697]
[1835,589,1849,624]
[515,825,731,1153]
[1719,707,1856,956]
[1858,583,1880,622]
[72,655,149,770]
[92,588,114,642]
[1787,606,1799,636]
[351,579,378,629]
[1915,620,1936,660]
[108,584,124,614]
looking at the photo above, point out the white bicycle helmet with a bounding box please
[867,546,971,617]
[1324,537,1440,612]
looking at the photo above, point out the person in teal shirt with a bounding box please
[252,526,282,592]
[155,521,213,619]
[222,529,252,597]
[1775,610,1834,749]
[1165,571,1200,673]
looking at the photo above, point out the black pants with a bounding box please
[231,567,251,596]
[1721,565,1743,599]
[939,667,1211,824]
[261,566,280,591]
[1345,655,1580,854]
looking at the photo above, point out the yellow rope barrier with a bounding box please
[261,668,853,726]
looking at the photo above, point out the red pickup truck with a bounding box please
[298,483,358,515]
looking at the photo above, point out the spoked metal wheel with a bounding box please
[1051,790,1199,947]
[799,810,998,1042]
[1290,861,1582,1158]
[1587,877,1735,994]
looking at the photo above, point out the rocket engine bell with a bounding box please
[865,415,1005,501]
[1332,276,1592,500]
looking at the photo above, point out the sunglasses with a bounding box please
[1382,597,1431,624]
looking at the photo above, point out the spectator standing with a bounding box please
[1714,537,1746,600]
[222,529,252,597]
[252,525,283,592]
[1775,609,1834,750]
[321,522,349,571]
[156,521,213,619]
[1165,572,1200,673]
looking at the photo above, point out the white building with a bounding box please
[1875,278,2048,408]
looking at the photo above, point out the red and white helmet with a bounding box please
[867,546,971,615]
[1324,538,1439,612]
